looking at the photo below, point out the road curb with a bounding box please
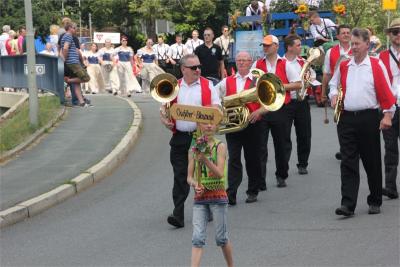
[0,97,142,228]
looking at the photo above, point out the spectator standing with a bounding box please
[61,22,90,107]
[0,25,10,56]
[5,30,19,55]
[195,27,225,82]
[49,24,59,55]
[367,27,382,55]
[40,42,56,56]
[17,26,26,54]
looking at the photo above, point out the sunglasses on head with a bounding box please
[391,29,400,35]
[184,64,202,71]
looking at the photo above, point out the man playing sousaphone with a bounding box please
[159,54,221,228]
[214,51,265,205]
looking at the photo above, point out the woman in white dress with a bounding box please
[115,36,142,96]
[99,39,120,94]
[136,38,165,93]
[84,43,105,94]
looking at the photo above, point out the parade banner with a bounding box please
[93,32,121,44]
[382,0,397,10]
[170,104,223,125]
[234,30,264,61]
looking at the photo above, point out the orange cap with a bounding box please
[260,35,279,45]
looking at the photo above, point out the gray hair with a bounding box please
[235,51,253,61]
[352,28,370,43]
[2,25,10,33]
[180,54,199,66]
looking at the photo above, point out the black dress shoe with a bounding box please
[335,152,342,160]
[298,167,308,175]
[259,185,267,192]
[167,214,184,228]
[245,194,258,203]
[382,188,399,199]
[228,194,236,206]
[335,206,354,217]
[368,205,381,214]
[276,177,287,188]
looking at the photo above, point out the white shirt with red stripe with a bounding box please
[323,44,351,74]
[175,79,220,132]
[328,55,395,113]
[251,55,300,83]
[215,72,253,99]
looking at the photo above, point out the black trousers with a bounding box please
[382,107,399,191]
[337,109,382,211]
[169,131,193,220]
[285,99,312,168]
[260,105,290,187]
[226,121,263,197]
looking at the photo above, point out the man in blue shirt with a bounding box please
[61,22,90,107]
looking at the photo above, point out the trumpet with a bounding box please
[150,73,179,119]
[298,47,324,101]
[218,69,286,134]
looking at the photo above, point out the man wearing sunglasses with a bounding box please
[379,18,400,200]
[195,27,225,83]
[160,54,221,228]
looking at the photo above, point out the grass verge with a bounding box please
[0,96,61,153]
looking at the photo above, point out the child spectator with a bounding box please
[187,122,234,267]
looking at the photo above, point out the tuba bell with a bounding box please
[298,47,324,101]
[218,70,286,134]
[150,73,179,119]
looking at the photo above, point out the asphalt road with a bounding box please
[1,95,399,267]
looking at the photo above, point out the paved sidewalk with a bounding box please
[0,95,134,210]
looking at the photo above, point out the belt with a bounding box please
[175,130,195,135]
[343,109,378,116]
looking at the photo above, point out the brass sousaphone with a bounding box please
[218,69,286,134]
[150,73,179,119]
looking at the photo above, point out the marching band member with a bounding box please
[99,39,119,94]
[321,24,352,161]
[252,35,301,189]
[159,54,220,228]
[214,25,235,76]
[185,30,204,55]
[329,28,396,217]
[215,51,265,205]
[283,34,312,175]
[153,35,170,72]
[115,36,142,96]
[137,38,165,93]
[168,34,187,79]
[379,18,400,200]
[84,43,105,94]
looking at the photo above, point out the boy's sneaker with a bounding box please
[79,103,93,108]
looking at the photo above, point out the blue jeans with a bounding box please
[192,203,229,248]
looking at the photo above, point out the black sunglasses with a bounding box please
[184,64,202,71]
[391,29,400,35]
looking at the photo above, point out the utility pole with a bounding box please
[24,0,38,127]
[78,0,82,38]
[89,13,92,43]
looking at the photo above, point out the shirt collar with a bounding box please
[348,55,370,66]
[390,46,400,57]
[181,78,200,87]
[235,72,253,80]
